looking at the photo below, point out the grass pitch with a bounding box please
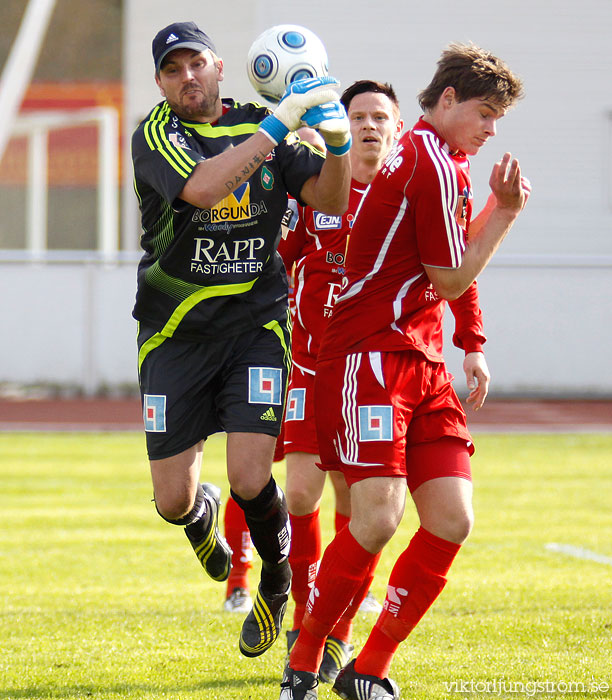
[0,432,611,699]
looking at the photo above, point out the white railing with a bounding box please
[9,106,120,260]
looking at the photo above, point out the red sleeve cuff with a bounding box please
[462,341,485,355]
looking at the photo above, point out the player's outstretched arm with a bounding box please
[179,131,277,209]
[179,77,341,209]
[424,153,530,300]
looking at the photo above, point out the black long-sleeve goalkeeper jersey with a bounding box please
[131,98,325,340]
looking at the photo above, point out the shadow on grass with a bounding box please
[0,674,282,699]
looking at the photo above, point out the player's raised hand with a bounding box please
[489,153,528,214]
[259,76,341,145]
[520,176,532,209]
[301,101,351,156]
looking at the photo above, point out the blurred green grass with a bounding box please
[0,432,610,699]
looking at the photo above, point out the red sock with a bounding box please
[331,512,352,639]
[223,496,253,596]
[335,510,350,533]
[290,526,376,673]
[330,512,378,642]
[330,512,352,639]
[355,527,460,679]
[288,509,321,630]
[331,552,381,642]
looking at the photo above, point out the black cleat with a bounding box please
[287,628,300,654]
[284,628,300,667]
[279,665,319,699]
[332,659,400,699]
[186,483,232,582]
[319,636,354,684]
[239,583,289,657]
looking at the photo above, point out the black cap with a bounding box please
[152,21,217,72]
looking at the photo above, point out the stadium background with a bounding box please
[0,0,611,399]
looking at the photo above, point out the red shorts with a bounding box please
[314,350,474,489]
[281,364,319,456]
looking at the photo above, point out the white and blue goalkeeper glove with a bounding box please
[259,76,341,146]
[301,100,351,156]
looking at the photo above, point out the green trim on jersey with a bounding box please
[299,139,326,157]
[133,173,143,208]
[138,277,260,371]
[143,102,198,178]
[148,201,175,256]
[144,260,204,302]
[138,331,169,373]
[183,121,260,138]
[164,278,259,335]
[263,316,292,373]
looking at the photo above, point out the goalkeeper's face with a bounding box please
[347,92,402,167]
[155,48,224,122]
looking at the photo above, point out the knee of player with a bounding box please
[440,508,474,545]
[376,512,403,545]
[352,510,401,552]
[154,491,193,522]
[286,482,321,516]
[229,472,272,501]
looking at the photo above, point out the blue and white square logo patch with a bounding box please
[358,405,393,442]
[285,388,306,421]
[143,394,167,432]
[248,367,283,405]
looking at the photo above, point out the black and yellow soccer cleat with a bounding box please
[318,636,354,684]
[185,483,232,582]
[239,583,289,657]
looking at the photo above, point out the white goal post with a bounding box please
[8,107,120,259]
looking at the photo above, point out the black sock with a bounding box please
[155,483,211,541]
[231,477,291,594]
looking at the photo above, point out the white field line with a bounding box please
[545,542,612,566]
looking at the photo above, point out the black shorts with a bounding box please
[137,319,291,460]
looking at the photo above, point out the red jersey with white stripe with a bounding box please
[318,118,474,363]
[277,180,368,372]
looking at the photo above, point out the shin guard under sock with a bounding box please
[289,509,321,630]
[356,526,461,679]
[290,526,376,673]
[331,551,381,642]
[231,477,291,595]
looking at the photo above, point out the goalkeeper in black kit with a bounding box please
[130,21,351,657]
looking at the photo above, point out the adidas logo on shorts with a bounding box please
[259,407,277,422]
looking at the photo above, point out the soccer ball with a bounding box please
[246,25,329,104]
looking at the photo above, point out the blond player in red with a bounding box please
[281,45,530,700]
[278,80,493,689]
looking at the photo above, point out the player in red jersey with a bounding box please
[280,45,530,700]
[278,81,492,687]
